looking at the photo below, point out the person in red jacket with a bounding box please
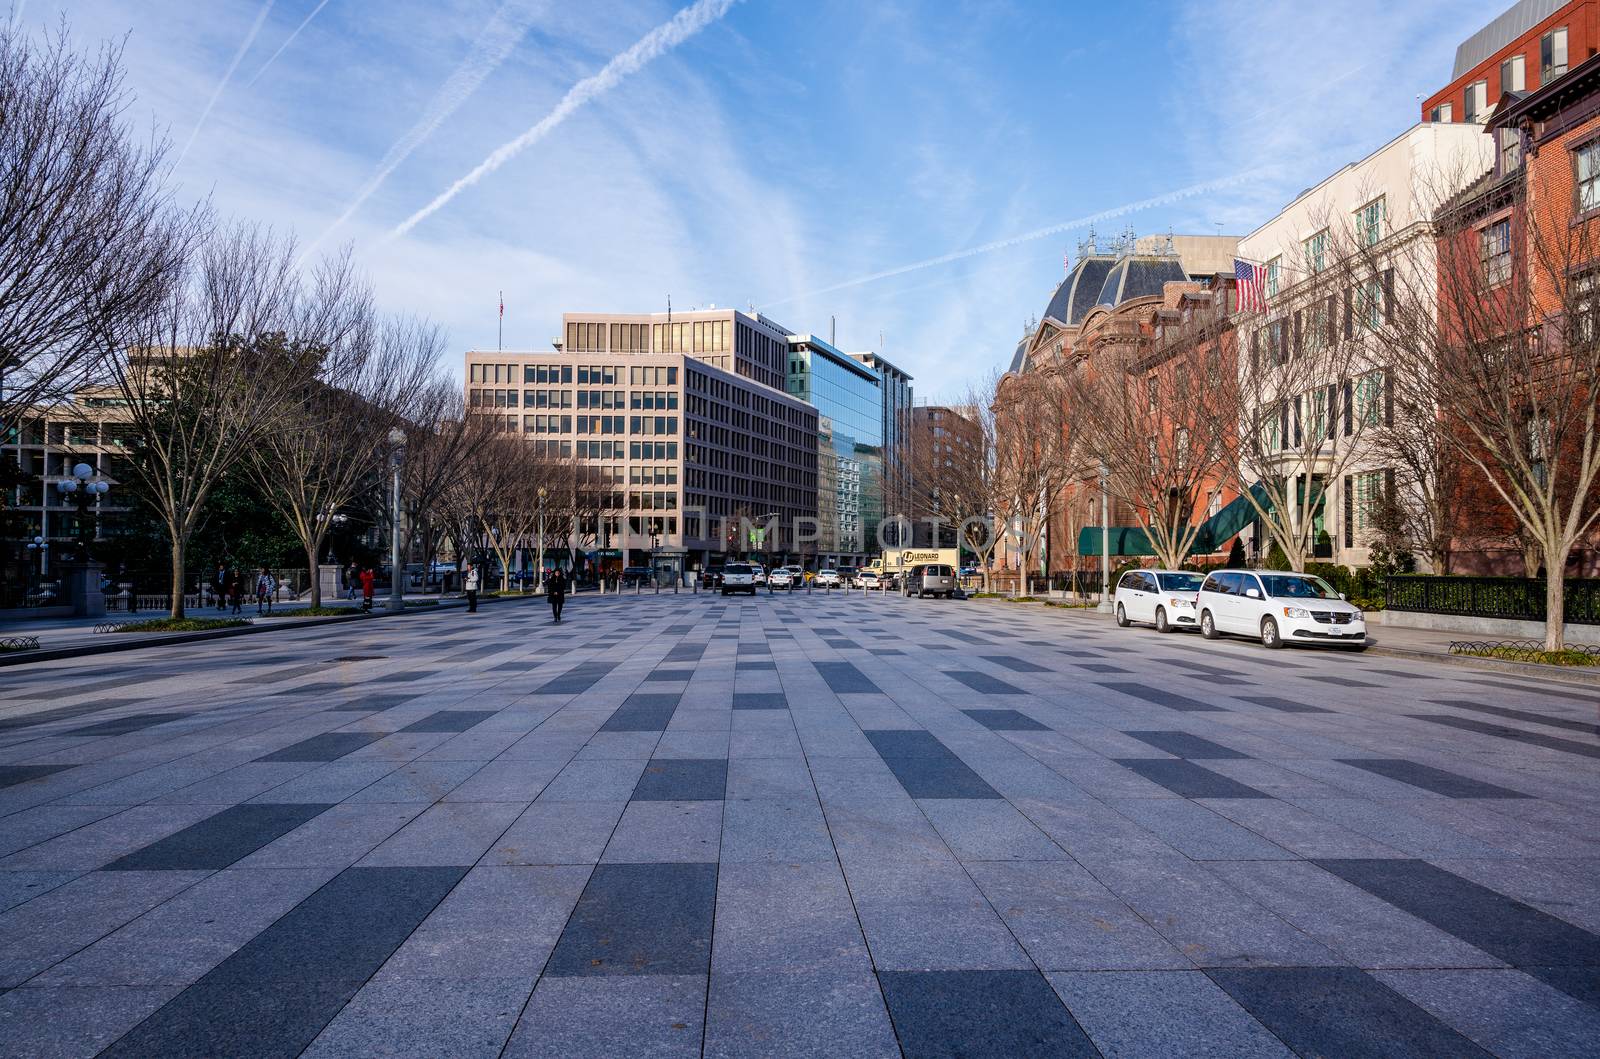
[359,567,375,611]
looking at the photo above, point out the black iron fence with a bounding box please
[1385,576,1600,624]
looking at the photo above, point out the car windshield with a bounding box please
[1259,574,1338,599]
[1157,573,1204,592]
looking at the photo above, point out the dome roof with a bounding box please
[1006,335,1028,374]
[1095,254,1188,309]
[1044,255,1116,327]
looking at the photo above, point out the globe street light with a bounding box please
[386,428,405,612]
[25,535,47,597]
[55,462,111,562]
[537,486,547,594]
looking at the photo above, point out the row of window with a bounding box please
[1251,274,1392,365]
[1259,370,1388,452]
[1431,26,1567,125]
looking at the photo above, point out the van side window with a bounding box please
[1239,574,1262,596]
[1201,575,1222,594]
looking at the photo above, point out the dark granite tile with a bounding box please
[602,694,682,733]
[0,699,146,732]
[945,671,1024,695]
[879,970,1096,1058]
[536,662,617,695]
[666,644,707,663]
[371,669,437,684]
[1122,731,1250,760]
[99,865,465,1058]
[64,712,196,737]
[1458,677,1600,703]
[981,655,1051,674]
[0,764,73,789]
[1235,695,1332,714]
[400,711,496,734]
[1430,699,1600,736]
[543,862,717,976]
[814,662,879,694]
[866,730,1001,800]
[105,803,333,871]
[1115,759,1271,799]
[1408,715,1600,760]
[1317,858,1600,1005]
[325,694,420,713]
[631,759,728,802]
[1074,662,1130,674]
[737,643,771,655]
[644,669,691,682]
[732,693,788,711]
[255,732,385,763]
[1099,683,1227,713]
[736,661,777,671]
[1208,966,1492,1059]
[963,709,1049,732]
[1313,676,1381,688]
[1337,758,1529,799]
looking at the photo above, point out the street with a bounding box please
[0,592,1597,1057]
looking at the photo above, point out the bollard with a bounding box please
[636,578,641,595]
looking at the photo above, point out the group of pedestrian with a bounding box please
[344,562,376,611]
[459,561,567,622]
[212,564,279,616]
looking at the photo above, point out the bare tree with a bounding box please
[0,26,193,426]
[447,426,565,592]
[115,224,355,618]
[1380,162,1600,649]
[911,379,1001,591]
[995,367,1082,593]
[1070,308,1236,571]
[249,305,445,608]
[400,383,493,582]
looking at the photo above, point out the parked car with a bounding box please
[621,566,652,587]
[720,561,757,596]
[815,568,842,588]
[959,566,983,579]
[1114,569,1206,633]
[859,570,883,590]
[751,564,767,586]
[835,566,858,586]
[1195,569,1367,650]
[700,567,724,589]
[905,563,957,599]
[769,567,795,588]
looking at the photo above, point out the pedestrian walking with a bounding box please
[255,568,275,615]
[547,568,566,623]
[345,561,359,601]
[359,567,375,612]
[226,567,242,616]
[215,563,227,610]
[464,562,480,613]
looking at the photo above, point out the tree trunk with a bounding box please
[306,540,321,610]
[168,534,185,620]
[1544,541,1570,654]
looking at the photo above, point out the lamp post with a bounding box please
[537,486,547,594]
[56,462,111,563]
[387,428,405,612]
[25,535,46,599]
[1097,461,1113,613]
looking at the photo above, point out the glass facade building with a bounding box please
[786,336,883,562]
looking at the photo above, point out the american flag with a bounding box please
[1063,249,1070,274]
[1234,258,1268,313]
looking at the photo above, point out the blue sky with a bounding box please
[42,0,1503,398]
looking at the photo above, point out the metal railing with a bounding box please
[1385,575,1600,625]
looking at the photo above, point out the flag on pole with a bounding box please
[1063,249,1071,274]
[1233,258,1268,312]
[499,292,504,318]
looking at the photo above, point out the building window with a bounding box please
[1351,470,1385,537]
[1498,127,1523,174]
[1354,196,1385,248]
[1303,229,1328,274]
[1265,256,1281,297]
[1355,369,1385,427]
[1576,139,1600,213]
[1481,218,1511,285]
[1429,102,1453,123]
[1572,268,1600,343]
[1501,53,1525,93]
[1542,26,1568,82]
[1464,79,1488,123]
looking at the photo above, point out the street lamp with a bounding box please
[55,462,111,562]
[1097,460,1113,613]
[386,427,405,612]
[25,535,47,597]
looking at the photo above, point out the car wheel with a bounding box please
[1154,607,1170,633]
[917,590,927,599]
[1200,610,1219,639]
[1115,603,1130,628]
[1347,643,1369,652]
[720,588,728,596]
[1261,616,1283,649]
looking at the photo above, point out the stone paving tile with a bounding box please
[7,594,1600,1055]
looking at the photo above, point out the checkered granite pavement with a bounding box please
[1,591,1598,1057]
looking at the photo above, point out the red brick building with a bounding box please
[1423,0,1598,126]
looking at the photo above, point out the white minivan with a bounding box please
[1195,569,1367,650]
[1114,569,1205,633]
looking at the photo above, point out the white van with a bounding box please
[1195,569,1367,650]
[1114,569,1205,633]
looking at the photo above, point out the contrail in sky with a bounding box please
[245,0,334,87]
[761,163,1292,308]
[300,0,543,261]
[391,0,739,238]
[178,0,275,165]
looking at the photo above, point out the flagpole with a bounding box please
[498,290,503,352]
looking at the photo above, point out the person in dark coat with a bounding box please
[547,569,567,623]
[226,567,243,615]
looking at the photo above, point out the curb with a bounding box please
[1362,642,1600,689]
[0,594,535,669]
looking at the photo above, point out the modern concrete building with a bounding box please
[466,337,817,579]
[785,334,884,566]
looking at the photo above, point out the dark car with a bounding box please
[621,566,652,586]
[700,567,724,588]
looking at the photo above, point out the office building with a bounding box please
[850,352,915,543]
[785,334,884,566]
[1423,0,1597,125]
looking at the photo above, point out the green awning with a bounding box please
[1077,483,1275,557]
